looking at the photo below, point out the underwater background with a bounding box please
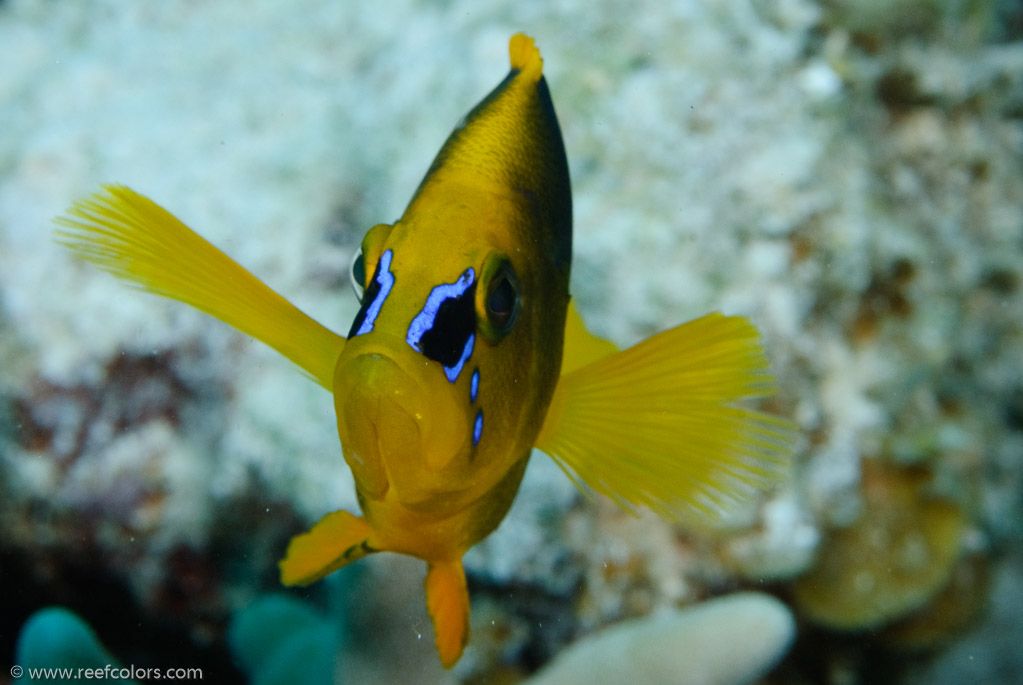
[2,0,1022,683]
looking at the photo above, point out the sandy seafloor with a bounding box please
[2,1,1022,683]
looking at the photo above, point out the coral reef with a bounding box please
[228,594,340,685]
[792,460,968,630]
[525,593,795,685]
[15,607,126,682]
[14,598,339,685]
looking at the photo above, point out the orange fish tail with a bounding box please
[425,560,470,669]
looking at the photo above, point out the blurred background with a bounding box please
[1,1,1021,683]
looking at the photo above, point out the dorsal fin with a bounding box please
[403,33,571,270]
[508,32,543,76]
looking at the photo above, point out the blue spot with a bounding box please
[470,369,479,403]
[473,410,483,446]
[351,250,394,337]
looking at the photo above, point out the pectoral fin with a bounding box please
[279,510,375,586]
[536,313,795,520]
[55,185,345,389]
[424,560,470,669]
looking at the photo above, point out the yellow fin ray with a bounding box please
[536,313,794,519]
[54,185,345,389]
[278,510,375,586]
[425,560,470,669]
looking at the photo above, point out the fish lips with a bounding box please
[334,340,470,505]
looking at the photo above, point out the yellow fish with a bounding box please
[55,34,793,668]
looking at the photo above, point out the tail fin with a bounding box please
[425,560,470,669]
[536,313,794,520]
[54,185,345,389]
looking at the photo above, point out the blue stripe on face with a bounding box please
[444,333,474,383]
[406,267,477,383]
[351,249,394,337]
[473,409,483,446]
[470,368,479,403]
[406,268,475,349]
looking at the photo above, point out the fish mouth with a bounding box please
[334,344,469,506]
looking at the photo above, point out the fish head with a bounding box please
[335,187,564,517]
[333,34,572,519]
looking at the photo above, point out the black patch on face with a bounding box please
[418,282,477,367]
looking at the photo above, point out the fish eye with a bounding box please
[477,254,521,343]
[487,273,517,329]
[350,249,366,302]
[352,222,395,303]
